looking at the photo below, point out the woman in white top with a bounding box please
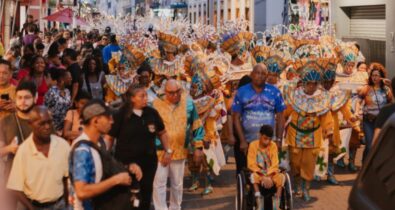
[81,56,106,100]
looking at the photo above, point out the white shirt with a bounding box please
[7,134,70,202]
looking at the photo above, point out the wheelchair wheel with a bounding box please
[236,172,247,210]
[280,172,293,210]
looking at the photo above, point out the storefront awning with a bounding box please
[170,2,187,9]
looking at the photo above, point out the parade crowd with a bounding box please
[0,15,394,210]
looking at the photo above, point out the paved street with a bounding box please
[182,148,363,210]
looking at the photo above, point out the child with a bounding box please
[247,125,284,209]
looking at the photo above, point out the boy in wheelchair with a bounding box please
[247,125,284,209]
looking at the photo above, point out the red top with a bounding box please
[17,68,30,81]
[10,79,18,86]
[29,76,49,105]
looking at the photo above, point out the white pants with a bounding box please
[153,159,186,210]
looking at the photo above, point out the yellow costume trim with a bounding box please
[192,119,203,131]
[153,94,188,161]
[158,31,182,53]
[220,31,254,56]
[285,87,331,116]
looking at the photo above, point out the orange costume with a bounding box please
[247,141,284,188]
[284,58,333,201]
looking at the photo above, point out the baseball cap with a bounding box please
[81,99,112,122]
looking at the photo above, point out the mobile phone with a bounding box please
[1,94,10,101]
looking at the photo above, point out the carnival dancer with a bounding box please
[146,21,186,101]
[104,45,146,109]
[149,29,183,78]
[184,46,227,195]
[284,58,333,201]
[220,20,254,81]
[335,42,368,171]
[319,58,364,184]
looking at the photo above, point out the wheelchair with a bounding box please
[235,168,293,210]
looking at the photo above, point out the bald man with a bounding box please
[7,106,70,210]
[232,64,286,173]
[152,79,205,210]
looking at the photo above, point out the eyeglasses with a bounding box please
[165,89,181,96]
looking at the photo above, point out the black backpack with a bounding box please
[70,140,133,210]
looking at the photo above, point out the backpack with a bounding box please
[70,140,133,210]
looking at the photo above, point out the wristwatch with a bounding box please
[166,149,173,154]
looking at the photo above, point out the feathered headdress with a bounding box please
[317,57,341,81]
[292,58,323,83]
[251,45,293,75]
[191,23,218,50]
[319,35,341,59]
[339,41,358,65]
[219,20,254,56]
[185,48,228,90]
[293,39,321,60]
[271,34,297,58]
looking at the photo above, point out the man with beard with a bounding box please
[0,81,37,177]
[7,106,70,210]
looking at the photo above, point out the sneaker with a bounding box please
[201,186,213,195]
[327,175,339,185]
[336,159,346,168]
[302,190,311,202]
[348,163,357,172]
[301,181,311,202]
[188,181,199,192]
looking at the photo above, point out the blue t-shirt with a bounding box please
[232,83,286,142]
[70,141,101,210]
[102,44,121,64]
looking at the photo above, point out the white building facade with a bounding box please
[187,0,254,30]
[187,0,287,32]
[331,0,395,78]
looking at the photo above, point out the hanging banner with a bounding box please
[288,0,330,27]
